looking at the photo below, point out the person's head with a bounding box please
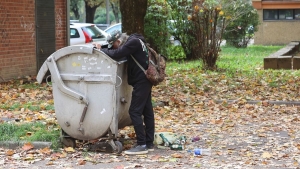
[107,30,122,49]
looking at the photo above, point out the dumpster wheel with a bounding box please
[60,130,76,148]
[61,137,76,148]
[114,141,123,154]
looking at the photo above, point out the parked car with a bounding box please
[104,23,122,35]
[95,24,110,30]
[70,23,108,46]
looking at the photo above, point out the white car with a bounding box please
[70,23,109,46]
[104,23,122,35]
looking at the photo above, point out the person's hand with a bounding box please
[93,43,101,49]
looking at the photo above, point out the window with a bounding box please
[295,9,300,20]
[263,9,300,20]
[70,28,80,38]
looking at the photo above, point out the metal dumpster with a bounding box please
[36,45,132,153]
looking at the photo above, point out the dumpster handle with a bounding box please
[46,56,89,104]
[46,75,52,86]
[115,75,122,88]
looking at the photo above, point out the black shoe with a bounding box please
[147,144,154,151]
[124,145,148,155]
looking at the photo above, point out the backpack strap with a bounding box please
[131,55,146,73]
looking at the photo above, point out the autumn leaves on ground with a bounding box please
[1,46,300,168]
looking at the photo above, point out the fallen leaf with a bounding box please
[39,147,51,155]
[262,152,272,159]
[171,153,183,158]
[151,155,160,160]
[26,132,33,136]
[77,159,86,165]
[22,142,34,151]
[6,149,14,156]
[64,147,75,153]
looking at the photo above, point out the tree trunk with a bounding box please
[120,0,147,35]
[110,2,120,23]
[85,1,102,23]
[71,4,80,19]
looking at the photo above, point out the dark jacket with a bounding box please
[101,33,148,85]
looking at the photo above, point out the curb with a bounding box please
[0,141,52,150]
[214,100,300,105]
[154,100,300,107]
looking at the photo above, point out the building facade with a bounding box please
[0,0,68,81]
[252,0,300,45]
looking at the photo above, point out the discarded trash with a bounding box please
[170,144,184,150]
[194,148,211,156]
[157,133,187,150]
[159,133,171,147]
[192,136,200,142]
[154,132,177,145]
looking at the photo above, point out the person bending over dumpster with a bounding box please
[94,30,154,155]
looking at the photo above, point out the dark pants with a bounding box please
[129,80,154,146]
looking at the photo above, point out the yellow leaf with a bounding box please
[24,154,34,161]
[26,116,32,122]
[26,132,33,136]
[65,147,75,153]
[262,152,272,159]
[246,152,252,157]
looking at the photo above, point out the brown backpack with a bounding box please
[131,41,167,86]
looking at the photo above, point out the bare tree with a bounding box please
[120,0,147,35]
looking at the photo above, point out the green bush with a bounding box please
[144,0,170,56]
[167,45,186,60]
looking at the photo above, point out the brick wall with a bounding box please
[0,0,67,82]
[0,0,36,81]
[55,0,67,50]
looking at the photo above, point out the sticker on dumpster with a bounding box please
[72,62,81,67]
[100,108,106,114]
[89,57,97,61]
[84,57,89,63]
[78,56,81,60]
[90,62,97,65]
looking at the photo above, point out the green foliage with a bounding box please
[166,45,186,60]
[144,0,170,56]
[94,7,118,24]
[223,2,259,48]
[167,0,195,60]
